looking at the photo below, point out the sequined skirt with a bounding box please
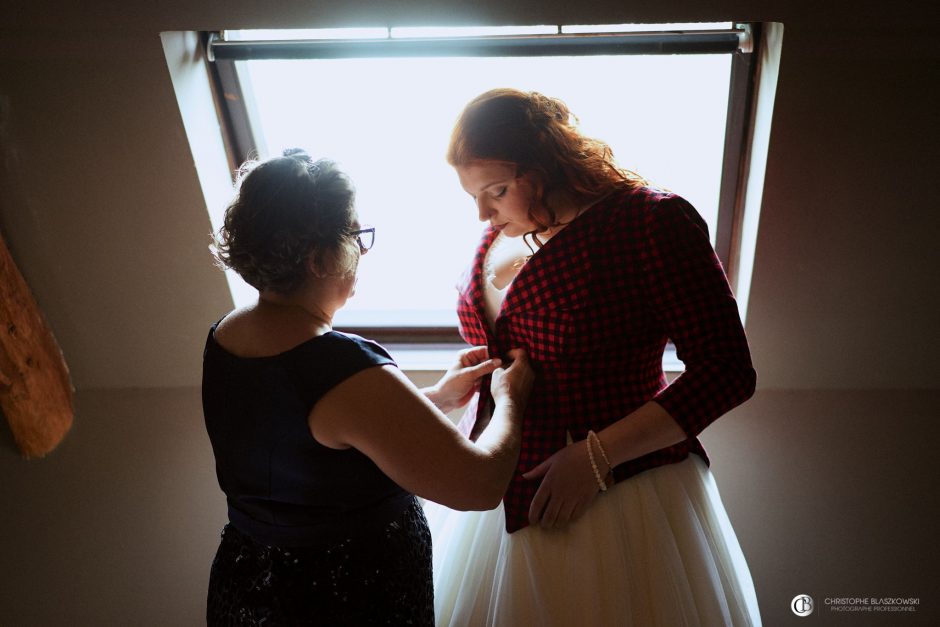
[207,495,433,626]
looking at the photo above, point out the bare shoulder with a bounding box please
[214,305,322,358]
[212,307,258,355]
[213,306,251,336]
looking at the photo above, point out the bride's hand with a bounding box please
[522,440,607,529]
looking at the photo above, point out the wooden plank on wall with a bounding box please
[0,230,73,458]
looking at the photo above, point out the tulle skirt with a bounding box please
[423,455,761,627]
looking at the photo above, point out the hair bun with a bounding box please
[282,147,312,160]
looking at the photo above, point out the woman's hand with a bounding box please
[522,440,607,529]
[424,346,502,414]
[489,348,534,411]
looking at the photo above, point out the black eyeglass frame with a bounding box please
[349,226,375,253]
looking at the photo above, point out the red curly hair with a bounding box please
[447,88,647,244]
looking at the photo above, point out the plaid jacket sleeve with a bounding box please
[641,194,757,437]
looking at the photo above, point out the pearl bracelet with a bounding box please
[585,435,607,492]
[587,430,613,474]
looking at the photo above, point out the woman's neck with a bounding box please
[257,292,333,334]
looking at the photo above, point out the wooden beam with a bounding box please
[0,230,73,458]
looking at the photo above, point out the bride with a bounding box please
[424,88,762,626]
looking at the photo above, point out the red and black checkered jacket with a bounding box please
[456,185,756,533]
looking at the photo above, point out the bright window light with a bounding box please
[226,28,390,41]
[561,22,734,33]
[390,25,558,38]
[235,50,731,328]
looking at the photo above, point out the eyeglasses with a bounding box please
[349,226,375,254]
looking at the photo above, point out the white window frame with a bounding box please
[202,23,760,349]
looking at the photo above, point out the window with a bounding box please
[204,24,758,345]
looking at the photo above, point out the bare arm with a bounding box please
[310,349,533,511]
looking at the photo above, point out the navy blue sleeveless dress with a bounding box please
[202,323,432,626]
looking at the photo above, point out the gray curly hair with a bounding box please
[212,149,358,293]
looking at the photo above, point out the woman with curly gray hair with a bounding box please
[202,149,533,625]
